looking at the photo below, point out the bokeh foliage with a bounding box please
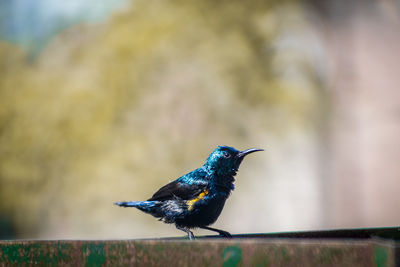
[0,0,322,238]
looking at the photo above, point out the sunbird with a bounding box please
[115,146,263,239]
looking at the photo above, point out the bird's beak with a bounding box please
[237,148,264,158]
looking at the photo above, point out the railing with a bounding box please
[0,227,399,266]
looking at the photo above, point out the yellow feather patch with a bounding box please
[187,189,209,211]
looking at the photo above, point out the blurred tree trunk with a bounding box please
[310,0,400,227]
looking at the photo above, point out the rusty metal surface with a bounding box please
[230,226,400,240]
[0,238,397,267]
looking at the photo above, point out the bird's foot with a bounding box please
[200,226,232,238]
[187,231,195,240]
[218,230,232,238]
[176,225,196,240]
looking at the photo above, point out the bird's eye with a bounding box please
[223,152,231,158]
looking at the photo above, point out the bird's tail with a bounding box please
[114,201,161,215]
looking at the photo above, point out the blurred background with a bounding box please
[0,0,399,239]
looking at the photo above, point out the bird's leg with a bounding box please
[176,225,195,240]
[200,226,232,238]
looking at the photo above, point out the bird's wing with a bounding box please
[147,169,209,201]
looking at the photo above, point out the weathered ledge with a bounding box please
[0,227,399,266]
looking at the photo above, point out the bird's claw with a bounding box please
[219,230,232,238]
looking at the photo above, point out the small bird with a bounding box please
[115,146,263,239]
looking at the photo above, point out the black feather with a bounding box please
[147,181,206,201]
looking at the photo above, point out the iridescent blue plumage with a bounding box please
[115,145,263,239]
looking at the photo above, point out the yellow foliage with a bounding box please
[0,0,322,238]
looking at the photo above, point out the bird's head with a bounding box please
[204,146,263,176]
